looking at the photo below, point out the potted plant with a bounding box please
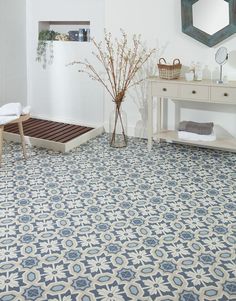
[69,30,155,147]
[36,30,59,69]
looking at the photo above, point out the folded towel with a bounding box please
[0,103,22,117]
[178,130,216,142]
[178,121,214,135]
[0,116,19,125]
[0,103,30,125]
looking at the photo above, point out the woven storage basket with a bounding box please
[158,58,182,80]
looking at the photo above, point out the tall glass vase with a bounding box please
[109,103,127,148]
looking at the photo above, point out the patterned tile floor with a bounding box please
[0,134,236,301]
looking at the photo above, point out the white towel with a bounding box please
[22,106,31,115]
[0,116,19,125]
[0,103,22,117]
[178,130,216,142]
[0,103,30,125]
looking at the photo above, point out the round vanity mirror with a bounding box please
[215,47,228,84]
[215,47,228,64]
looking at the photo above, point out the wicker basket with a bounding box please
[158,58,182,80]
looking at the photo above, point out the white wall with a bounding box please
[105,0,236,137]
[0,0,5,104]
[0,0,27,106]
[2,0,236,137]
[26,0,105,127]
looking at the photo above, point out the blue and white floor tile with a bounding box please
[0,134,236,300]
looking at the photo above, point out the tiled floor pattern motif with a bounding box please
[0,135,236,300]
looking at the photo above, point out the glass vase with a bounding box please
[109,103,127,148]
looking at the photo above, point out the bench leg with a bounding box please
[0,126,3,165]
[18,122,27,159]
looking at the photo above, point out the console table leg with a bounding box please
[157,97,162,134]
[174,101,180,130]
[147,82,153,151]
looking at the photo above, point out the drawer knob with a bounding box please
[192,90,196,94]
[163,88,167,92]
[224,92,228,97]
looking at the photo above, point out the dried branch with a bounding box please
[68,29,156,104]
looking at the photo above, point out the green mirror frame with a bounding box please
[181,0,236,47]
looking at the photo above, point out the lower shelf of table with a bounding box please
[154,128,236,152]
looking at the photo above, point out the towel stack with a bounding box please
[178,121,216,141]
[0,103,30,125]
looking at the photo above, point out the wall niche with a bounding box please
[38,21,90,42]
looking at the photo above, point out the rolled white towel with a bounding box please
[0,102,22,117]
[22,106,31,115]
[178,130,216,142]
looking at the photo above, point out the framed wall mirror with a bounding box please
[181,0,236,47]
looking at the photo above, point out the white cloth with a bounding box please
[0,102,30,125]
[178,130,216,142]
[22,106,31,115]
[0,103,22,117]
[0,116,19,125]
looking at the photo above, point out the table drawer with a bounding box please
[155,83,178,98]
[180,85,210,101]
[211,87,236,104]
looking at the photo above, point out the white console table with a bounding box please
[147,77,236,152]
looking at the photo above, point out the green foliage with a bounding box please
[36,30,59,69]
[38,30,59,41]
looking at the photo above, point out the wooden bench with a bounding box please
[0,114,30,165]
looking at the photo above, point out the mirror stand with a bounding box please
[216,65,224,84]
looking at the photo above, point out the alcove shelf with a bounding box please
[38,21,90,42]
